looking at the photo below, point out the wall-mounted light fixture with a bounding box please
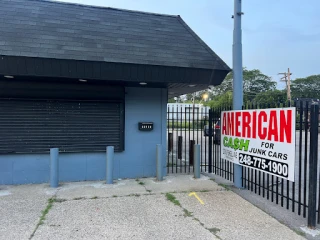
[4,75,14,79]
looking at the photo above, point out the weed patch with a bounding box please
[73,197,84,200]
[29,198,55,239]
[207,227,221,239]
[218,183,230,191]
[193,218,204,226]
[53,198,67,203]
[293,229,306,237]
[165,193,181,206]
[199,190,209,192]
[183,208,193,217]
[128,193,140,197]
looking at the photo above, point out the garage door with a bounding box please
[0,99,124,153]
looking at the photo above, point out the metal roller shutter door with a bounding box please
[0,99,124,153]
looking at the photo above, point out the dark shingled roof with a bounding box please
[0,0,230,71]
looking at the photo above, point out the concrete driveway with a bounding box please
[0,175,305,240]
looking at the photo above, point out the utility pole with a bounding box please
[233,0,244,188]
[278,68,292,101]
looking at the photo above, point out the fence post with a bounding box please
[50,148,59,188]
[156,144,163,181]
[194,144,201,178]
[178,136,182,159]
[208,109,213,173]
[168,133,173,152]
[308,103,319,228]
[189,140,195,166]
[106,146,114,184]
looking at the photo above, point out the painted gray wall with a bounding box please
[0,87,167,184]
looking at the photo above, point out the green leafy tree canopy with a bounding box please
[212,68,276,102]
[253,90,287,107]
[291,75,320,99]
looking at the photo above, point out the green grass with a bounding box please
[138,181,145,185]
[53,198,67,203]
[218,183,230,191]
[128,193,141,197]
[183,208,193,217]
[293,229,306,237]
[207,227,220,234]
[39,198,54,225]
[193,218,204,226]
[73,197,84,200]
[90,196,98,199]
[207,227,222,239]
[29,198,55,239]
[167,121,204,130]
[165,193,181,206]
[199,190,209,192]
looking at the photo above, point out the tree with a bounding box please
[291,75,320,99]
[185,93,193,102]
[168,98,176,103]
[205,91,232,109]
[183,91,211,103]
[211,68,276,102]
[252,90,287,107]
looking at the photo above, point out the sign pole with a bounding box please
[233,0,244,188]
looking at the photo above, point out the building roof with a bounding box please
[0,0,229,71]
[0,0,231,97]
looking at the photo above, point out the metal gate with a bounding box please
[166,104,233,179]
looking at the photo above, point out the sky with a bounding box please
[58,0,320,89]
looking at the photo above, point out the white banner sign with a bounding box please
[221,108,296,181]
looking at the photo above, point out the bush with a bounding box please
[167,121,205,130]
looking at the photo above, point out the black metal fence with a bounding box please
[166,104,232,177]
[167,104,210,174]
[241,101,320,225]
[167,101,320,225]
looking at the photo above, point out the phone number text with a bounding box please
[239,153,288,178]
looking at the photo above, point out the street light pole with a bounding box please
[233,0,244,188]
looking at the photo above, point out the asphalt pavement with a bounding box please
[0,175,307,240]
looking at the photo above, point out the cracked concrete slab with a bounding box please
[0,175,307,240]
[0,184,54,240]
[33,195,217,240]
[55,179,147,200]
[174,191,305,240]
[141,174,224,193]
